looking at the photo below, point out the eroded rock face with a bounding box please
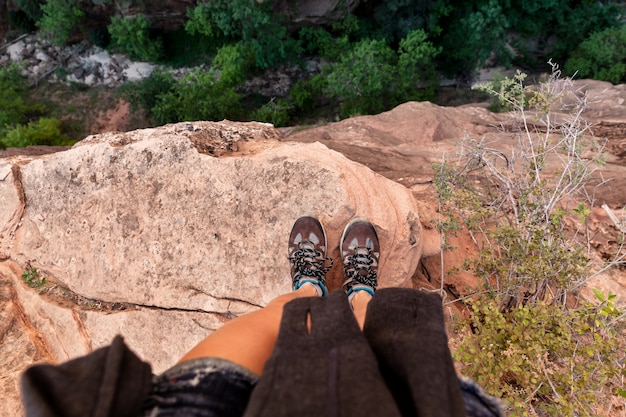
[0,120,421,414]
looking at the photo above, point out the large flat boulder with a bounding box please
[0,120,422,414]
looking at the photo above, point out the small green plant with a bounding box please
[0,64,31,127]
[37,0,84,45]
[107,15,163,62]
[22,268,47,289]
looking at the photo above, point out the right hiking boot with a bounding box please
[288,216,333,297]
[340,218,380,298]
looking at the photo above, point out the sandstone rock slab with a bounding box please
[8,121,421,313]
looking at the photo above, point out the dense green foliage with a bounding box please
[2,117,71,148]
[185,0,300,69]
[36,0,83,45]
[565,24,626,84]
[150,70,241,124]
[108,15,163,62]
[2,0,624,137]
[0,65,74,149]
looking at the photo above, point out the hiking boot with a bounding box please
[340,218,380,298]
[288,216,333,296]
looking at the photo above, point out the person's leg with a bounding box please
[177,284,316,374]
[178,216,333,375]
[339,218,379,329]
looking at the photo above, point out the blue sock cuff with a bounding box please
[294,279,328,297]
[346,285,375,298]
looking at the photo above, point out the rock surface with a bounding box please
[1,80,624,415]
[0,120,420,415]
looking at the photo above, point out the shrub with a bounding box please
[396,29,441,102]
[435,63,626,415]
[119,70,176,118]
[290,75,329,111]
[213,42,255,86]
[37,0,84,45]
[298,27,350,61]
[250,98,291,127]
[565,25,626,84]
[1,117,72,148]
[22,268,46,289]
[0,64,31,127]
[456,295,624,416]
[151,70,241,124]
[326,38,397,117]
[107,15,163,62]
[8,10,37,32]
[185,0,298,69]
[437,0,510,77]
[15,0,43,23]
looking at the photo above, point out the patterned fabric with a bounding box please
[139,357,258,417]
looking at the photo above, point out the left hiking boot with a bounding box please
[288,216,333,296]
[340,218,380,299]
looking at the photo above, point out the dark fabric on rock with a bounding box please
[21,335,152,417]
[138,357,259,417]
[243,290,403,417]
[363,288,468,417]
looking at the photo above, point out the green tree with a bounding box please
[185,0,299,69]
[437,0,510,77]
[152,70,241,124]
[213,42,255,86]
[119,70,176,118]
[396,29,441,101]
[326,38,397,116]
[37,0,83,45]
[565,25,626,84]
[108,15,163,62]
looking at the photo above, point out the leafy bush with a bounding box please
[435,64,626,415]
[325,30,440,116]
[437,0,510,77]
[250,98,291,127]
[565,25,626,84]
[1,117,72,148]
[456,294,624,416]
[213,42,255,86]
[185,0,298,69]
[504,0,624,70]
[396,29,441,102]
[326,38,397,116]
[290,75,329,111]
[8,10,37,32]
[119,70,176,117]
[151,70,241,124]
[108,15,163,62]
[0,65,31,127]
[15,0,43,23]
[37,0,84,45]
[298,27,350,61]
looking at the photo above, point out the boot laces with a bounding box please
[342,247,377,289]
[289,242,333,282]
